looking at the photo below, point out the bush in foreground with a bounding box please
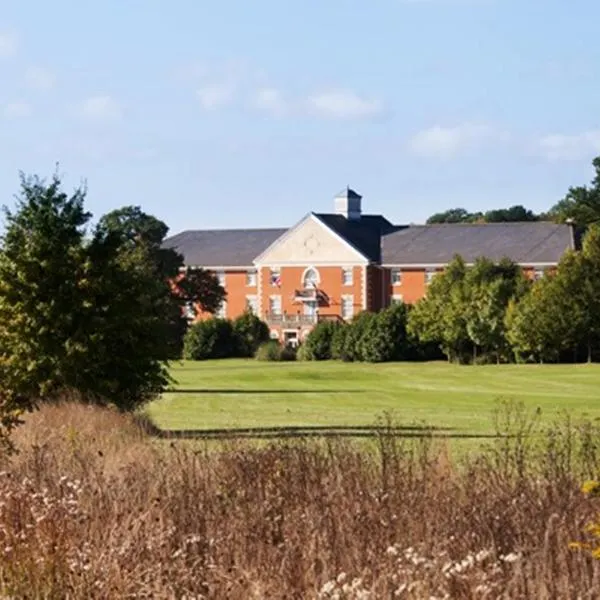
[232,311,270,357]
[255,341,297,362]
[302,320,343,360]
[183,318,236,360]
[1,400,599,598]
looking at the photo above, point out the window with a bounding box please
[391,295,403,305]
[246,269,257,286]
[303,267,319,288]
[391,268,402,285]
[246,295,258,314]
[425,269,436,284]
[216,270,226,286]
[184,301,195,320]
[533,269,544,281]
[269,295,282,315]
[270,268,281,287]
[215,300,227,319]
[342,268,353,286]
[341,295,354,320]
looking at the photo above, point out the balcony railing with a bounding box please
[265,313,344,327]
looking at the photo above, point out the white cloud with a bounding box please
[0,31,18,58]
[306,90,384,120]
[24,66,56,90]
[251,87,288,117]
[196,83,235,110]
[408,122,507,159]
[537,131,600,161]
[3,102,31,118]
[80,95,121,120]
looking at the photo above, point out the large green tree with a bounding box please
[0,173,223,420]
[548,157,600,226]
[96,206,225,358]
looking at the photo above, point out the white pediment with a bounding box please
[254,214,368,265]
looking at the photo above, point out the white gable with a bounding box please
[254,214,368,265]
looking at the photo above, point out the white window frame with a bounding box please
[269,295,282,315]
[533,269,544,281]
[341,295,354,320]
[425,269,436,285]
[215,299,227,319]
[216,269,226,287]
[391,268,402,285]
[342,267,353,286]
[270,268,281,287]
[246,295,258,314]
[302,267,320,289]
[246,269,257,287]
[391,294,403,305]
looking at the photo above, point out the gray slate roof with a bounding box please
[381,222,574,265]
[162,228,287,267]
[314,213,395,262]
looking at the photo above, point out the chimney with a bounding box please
[334,186,362,220]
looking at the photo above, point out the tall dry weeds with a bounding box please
[0,399,598,598]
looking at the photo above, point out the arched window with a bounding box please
[303,267,319,288]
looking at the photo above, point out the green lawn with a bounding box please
[146,360,600,435]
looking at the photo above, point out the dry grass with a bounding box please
[0,400,599,598]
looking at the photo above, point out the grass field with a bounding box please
[146,360,600,435]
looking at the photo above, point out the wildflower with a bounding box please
[386,545,399,557]
[582,480,600,497]
[336,572,347,584]
[500,552,520,563]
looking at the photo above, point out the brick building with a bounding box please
[163,188,576,346]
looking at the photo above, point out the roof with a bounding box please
[163,228,287,267]
[381,222,574,265]
[313,213,396,262]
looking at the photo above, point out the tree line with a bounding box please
[427,156,600,226]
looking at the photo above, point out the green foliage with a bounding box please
[408,256,528,363]
[506,225,600,363]
[427,205,539,224]
[183,319,236,360]
[0,173,227,419]
[547,157,600,226]
[296,343,312,362]
[331,323,349,360]
[255,340,294,362]
[233,311,270,357]
[358,303,413,363]
[303,320,343,360]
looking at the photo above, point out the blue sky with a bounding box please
[2,0,600,234]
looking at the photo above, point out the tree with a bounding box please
[97,206,225,358]
[463,257,529,362]
[408,256,471,362]
[427,206,540,224]
[183,318,237,360]
[548,157,600,226]
[427,208,479,224]
[359,302,413,363]
[483,205,538,223]
[0,172,223,420]
[232,311,270,357]
[303,320,343,360]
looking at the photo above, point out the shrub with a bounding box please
[233,311,270,357]
[280,345,297,361]
[359,303,412,363]
[331,323,349,360]
[303,321,342,360]
[183,318,236,360]
[256,340,283,362]
[337,311,377,362]
[296,343,312,361]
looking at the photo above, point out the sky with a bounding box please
[2,0,600,234]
